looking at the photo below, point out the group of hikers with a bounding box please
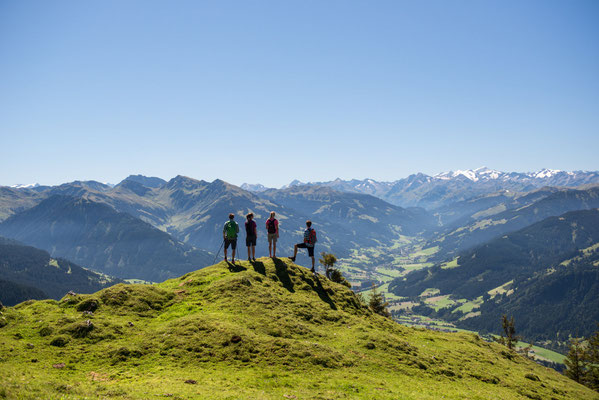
[222,211,318,272]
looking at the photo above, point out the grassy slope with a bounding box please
[0,259,596,400]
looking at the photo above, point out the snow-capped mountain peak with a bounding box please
[10,183,40,189]
[531,168,562,179]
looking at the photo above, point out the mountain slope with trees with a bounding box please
[389,209,599,342]
[0,237,121,306]
[0,196,213,282]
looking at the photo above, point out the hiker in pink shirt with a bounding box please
[266,211,279,258]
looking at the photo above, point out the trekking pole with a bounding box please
[213,239,225,264]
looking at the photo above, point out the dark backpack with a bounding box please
[245,220,255,236]
[267,219,277,234]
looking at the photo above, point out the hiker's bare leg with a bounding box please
[232,248,236,262]
[247,247,251,260]
[311,256,315,269]
[251,245,255,259]
[293,244,298,258]
[269,242,272,257]
[224,247,228,261]
[273,242,276,258]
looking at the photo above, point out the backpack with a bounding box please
[245,220,255,236]
[305,228,317,246]
[267,218,277,234]
[225,220,238,239]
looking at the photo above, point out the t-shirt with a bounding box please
[245,220,257,237]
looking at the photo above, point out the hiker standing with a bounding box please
[289,220,317,272]
[245,213,257,262]
[266,211,279,258]
[223,213,239,263]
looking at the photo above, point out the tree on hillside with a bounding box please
[319,252,351,288]
[495,315,519,350]
[564,338,586,384]
[369,284,390,318]
[585,326,599,391]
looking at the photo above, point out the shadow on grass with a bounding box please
[305,273,337,310]
[251,261,266,275]
[273,258,295,293]
[227,262,247,273]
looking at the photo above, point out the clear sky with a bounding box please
[1,0,598,187]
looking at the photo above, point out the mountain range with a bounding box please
[243,167,599,209]
[2,169,599,350]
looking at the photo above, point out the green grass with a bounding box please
[451,297,484,314]
[441,257,459,269]
[1,258,596,399]
[412,246,439,257]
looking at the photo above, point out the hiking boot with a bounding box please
[289,256,296,262]
[224,257,228,262]
[311,267,316,274]
[252,258,256,262]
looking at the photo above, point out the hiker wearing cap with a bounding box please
[245,212,257,262]
[266,211,279,258]
[223,213,239,263]
[289,220,317,273]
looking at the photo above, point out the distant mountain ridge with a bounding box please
[242,167,599,209]
[1,176,430,259]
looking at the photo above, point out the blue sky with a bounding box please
[1,0,597,187]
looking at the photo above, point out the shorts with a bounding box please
[296,243,314,257]
[268,233,278,244]
[224,238,237,250]
[246,235,256,247]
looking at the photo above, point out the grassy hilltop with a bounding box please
[0,259,596,399]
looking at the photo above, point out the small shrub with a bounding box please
[50,336,69,347]
[111,346,143,362]
[525,373,540,382]
[62,320,94,338]
[76,298,99,312]
[39,326,53,337]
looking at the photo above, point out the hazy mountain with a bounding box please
[4,176,423,257]
[0,196,213,282]
[427,186,599,258]
[0,187,44,222]
[432,187,563,227]
[240,183,271,192]
[259,185,434,238]
[0,236,121,305]
[276,168,599,209]
[119,174,167,188]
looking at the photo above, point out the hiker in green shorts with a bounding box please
[223,213,239,263]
